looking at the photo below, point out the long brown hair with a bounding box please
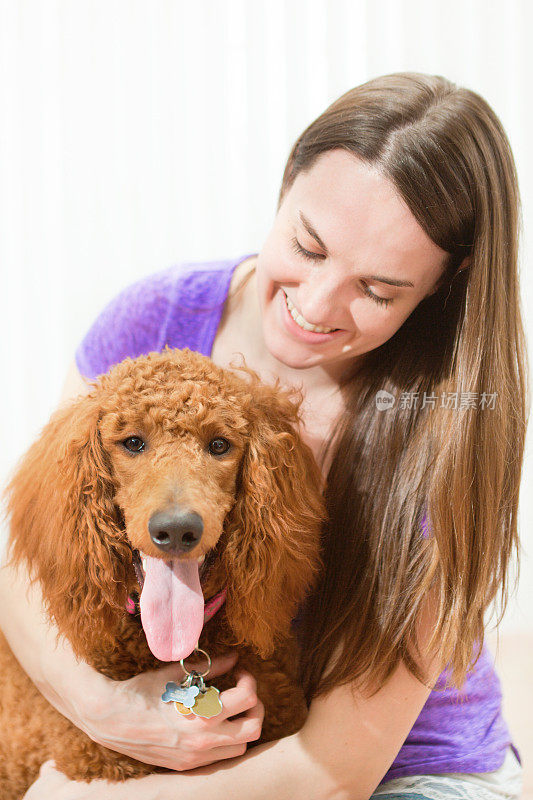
[230,72,529,702]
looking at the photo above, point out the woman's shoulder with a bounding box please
[74,255,251,381]
[172,254,255,310]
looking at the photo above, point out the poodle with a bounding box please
[0,346,326,798]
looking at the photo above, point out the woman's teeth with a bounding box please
[284,292,338,333]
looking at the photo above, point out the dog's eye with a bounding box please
[208,437,231,456]
[122,436,145,453]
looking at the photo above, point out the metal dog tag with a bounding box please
[162,664,223,719]
[190,685,223,718]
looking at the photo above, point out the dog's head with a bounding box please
[5,347,326,660]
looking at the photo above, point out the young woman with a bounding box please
[3,72,526,800]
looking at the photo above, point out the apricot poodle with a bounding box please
[0,346,326,798]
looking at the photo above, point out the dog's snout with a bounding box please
[148,509,203,554]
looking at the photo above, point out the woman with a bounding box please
[2,72,526,799]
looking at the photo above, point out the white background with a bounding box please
[1,0,531,633]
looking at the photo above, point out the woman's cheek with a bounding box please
[358,309,402,348]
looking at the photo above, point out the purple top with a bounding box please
[75,254,521,784]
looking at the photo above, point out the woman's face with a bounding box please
[255,149,450,383]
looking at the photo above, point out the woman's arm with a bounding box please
[23,642,436,800]
[0,359,100,725]
[113,653,435,800]
[0,559,113,730]
[25,591,442,800]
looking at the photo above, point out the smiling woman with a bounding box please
[207,71,526,793]
[254,73,526,705]
[1,71,528,800]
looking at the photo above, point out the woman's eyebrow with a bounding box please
[298,210,415,288]
[299,210,329,251]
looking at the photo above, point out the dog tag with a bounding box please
[175,701,194,715]
[161,682,199,707]
[161,650,224,720]
[191,686,223,719]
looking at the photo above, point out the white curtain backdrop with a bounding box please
[1,0,531,631]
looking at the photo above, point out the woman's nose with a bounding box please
[298,273,351,325]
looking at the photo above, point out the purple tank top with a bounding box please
[75,254,521,783]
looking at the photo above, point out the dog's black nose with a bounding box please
[148,509,203,554]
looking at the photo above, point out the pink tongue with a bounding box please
[139,555,204,661]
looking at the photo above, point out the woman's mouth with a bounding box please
[280,289,345,342]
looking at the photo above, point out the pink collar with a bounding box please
[126,586,228,624]
[203,586,228,622]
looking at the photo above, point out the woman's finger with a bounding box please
[190,742,249,767]
[123,741,249,771]
[223,695,265,743]
[123,702,264,766]
[181,696,265,750]
[217,670,259,719]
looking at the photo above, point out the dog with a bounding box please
[0,346,326,796]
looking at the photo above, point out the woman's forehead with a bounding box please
[288,151,448,287]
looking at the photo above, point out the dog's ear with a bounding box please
[4,390,132,656]
[222,381,326,658]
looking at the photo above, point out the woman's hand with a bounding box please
[23,657,266,798]
[79,654,265,771]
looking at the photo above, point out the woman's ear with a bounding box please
[458,255,472,271]
[427,255,471,297]
[4,391,132,657]
[222,381,326,659]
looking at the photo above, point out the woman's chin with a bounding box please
[263,331,327,370]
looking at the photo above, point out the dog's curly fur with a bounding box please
[0,347,326,798]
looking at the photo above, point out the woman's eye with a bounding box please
[291,234,394,308]
[208,437,231,456]
[123,436,145,453]
[290,236,325,261]
[361,282,394,308]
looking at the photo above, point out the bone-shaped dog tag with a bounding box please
[161,682,199,707]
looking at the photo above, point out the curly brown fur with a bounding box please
[0,347,326,797]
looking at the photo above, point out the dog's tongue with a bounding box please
[139,555,204,661]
